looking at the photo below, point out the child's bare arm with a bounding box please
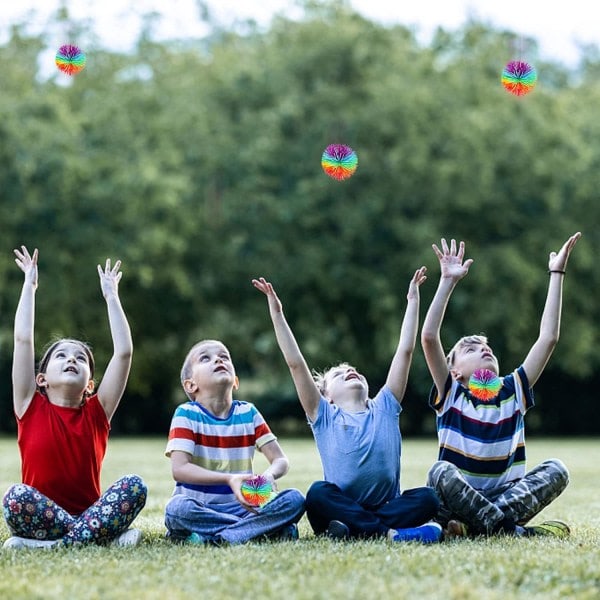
[96,259,133,420]
[523,232,581,386]
[252,277,321,421]
[421,239,473,396]
[170,451,257,510]
[12,246,39,418]
[385,267,427,403]
[260,439,290,490]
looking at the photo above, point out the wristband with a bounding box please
[548,270,566,275]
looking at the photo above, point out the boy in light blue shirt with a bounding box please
[253,268,441,543]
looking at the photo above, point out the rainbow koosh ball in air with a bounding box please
[240,475,276,507]
[55,44,86,75]
[468,369,502,401]
[321,144,358,180]
[501,60,537,96]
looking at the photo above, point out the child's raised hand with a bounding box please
[432,238,473,281]
[548,232,581,273]
[252,277,283,313]
[14,246,38,287]
[97,259,123,298]
[407,266,427,299]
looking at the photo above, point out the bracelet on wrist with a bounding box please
[548,270,566,275]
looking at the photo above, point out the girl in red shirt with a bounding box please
[3,246,147,549]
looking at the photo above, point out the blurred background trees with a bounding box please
[0,0,598,435]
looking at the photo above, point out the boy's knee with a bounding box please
[542,458,570,487]
[427,460,457,488]
[165,494,191,518]
[306,480,334,508]
[420,486,441,513]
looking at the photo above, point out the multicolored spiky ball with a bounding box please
[501,60,537,96]
[241,475,276,507]
[321,144,358,181]
[55,45,86,75]
[469,369,502,401]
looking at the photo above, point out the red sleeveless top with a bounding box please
[17,391,110,515]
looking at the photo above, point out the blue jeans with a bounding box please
[164,488,305,544]
[3,475,147,545]
[305,481,440,538]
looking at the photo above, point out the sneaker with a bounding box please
[113,528,143,547]
[325,520,350,540]
[165,530,206,545]
[444,520,469,539]
[523,520,570,539]
[3,536,59,550]
[277,523,299,541]
[387,522,442,544]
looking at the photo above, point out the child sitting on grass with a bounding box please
[253,268,441,543]
[421,234,580,538]
[164,339,305,545]
[3,246,146,549]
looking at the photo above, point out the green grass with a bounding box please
[1,437,599,599]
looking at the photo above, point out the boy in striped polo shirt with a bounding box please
[421,234,580,538]
[164,339,305,544]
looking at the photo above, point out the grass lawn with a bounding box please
[0,436,599,599]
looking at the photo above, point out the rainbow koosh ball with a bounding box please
[55,44,86,75]
[469,369,502,401]
[241,475,276,507]
[501,60,537,96]
[321,144,358,181]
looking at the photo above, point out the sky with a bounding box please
[1,0,599,67]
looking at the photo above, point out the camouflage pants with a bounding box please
[427,459,569,535]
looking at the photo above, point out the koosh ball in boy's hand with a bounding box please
[241,475,276,507]
[469,369,502,401]
[501,60,537,96]
[55,44,86,75]
[321,144,358,180]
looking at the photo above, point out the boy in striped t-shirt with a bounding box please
[164,339,305,545]
[421,234,580,538]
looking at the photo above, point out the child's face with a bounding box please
[185,341,237,395]
[38,341,93,393]
[451,341,499,383]
[323,365,368,402]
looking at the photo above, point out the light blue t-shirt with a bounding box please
[309,386,402,507]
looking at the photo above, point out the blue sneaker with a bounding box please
[387,522,442,544]
[166,530,206,545]
[277,523,299,541]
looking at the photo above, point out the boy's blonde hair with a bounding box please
[446,335,489,368]
[312,362,354,396]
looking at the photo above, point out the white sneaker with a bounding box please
[3,536,59,549]
[113,528,143,547]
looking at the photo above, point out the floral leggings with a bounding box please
[3,474,147,545]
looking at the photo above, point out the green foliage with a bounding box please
[0,2,599,433]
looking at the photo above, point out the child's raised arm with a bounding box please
[96,259,133,421]
[252,277,320,421]
[385,267,427,403]
[421,239,473,396]
[12,246,39,419]
[522,232,581,386]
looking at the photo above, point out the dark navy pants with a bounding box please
[306,480,440,538]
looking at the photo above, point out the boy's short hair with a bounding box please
[312,362,353,396]
[446,335,489,368]
[180,339,226,399]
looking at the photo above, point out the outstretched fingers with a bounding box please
[548,232,581,271]
[251,277,273,296]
